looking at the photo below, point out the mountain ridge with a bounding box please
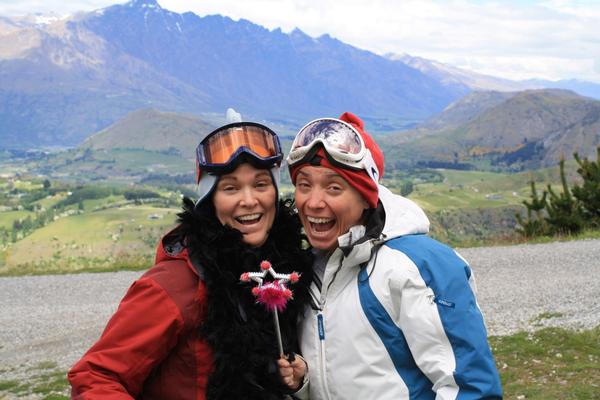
[0,0,466,149]
[380,89,600,169]
[82,108,216,158]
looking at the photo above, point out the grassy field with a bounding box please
[0,326,598,399]
[405,166,569,212]
[0,205,178,276]
[0,210,32,230]
[0,163,586,276]
[41,148,194,183]
[490,326,600,399]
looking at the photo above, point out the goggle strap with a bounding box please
[361,150,380,183]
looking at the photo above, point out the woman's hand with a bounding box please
[277,354,307,391]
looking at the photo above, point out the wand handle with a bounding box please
[273,310,284,356]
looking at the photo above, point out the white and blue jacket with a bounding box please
[296,185,502,400]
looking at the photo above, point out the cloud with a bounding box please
[166,0,600,81]
[1,0,599,82]
[0,0,118,16]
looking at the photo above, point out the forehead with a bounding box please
[297,165,344,180]
[219,164,271,180]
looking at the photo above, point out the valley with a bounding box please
[0,151,583,276]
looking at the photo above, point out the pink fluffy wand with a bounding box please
[240,260,300,356]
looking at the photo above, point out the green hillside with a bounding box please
[1,161,580,275]
[1,92,597,275]
[83,109,216,158]
[3,205,178,274]
[380,89,600,171]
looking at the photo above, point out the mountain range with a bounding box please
[3,0,600,152]
[392,53,600,101]
[66,87,599,180]
[0,0,469,149]
[379,89,600,169]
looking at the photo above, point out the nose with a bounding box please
[240,187,259,207]
[305,188,326,209]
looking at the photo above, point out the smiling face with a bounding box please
[212,163,277,247]
[294,165,369,252]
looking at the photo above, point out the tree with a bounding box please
[516,147,600,238]
[400,181,414,196]
[571,146,600,228]
[544,158,585,235]
[515,180,548,237]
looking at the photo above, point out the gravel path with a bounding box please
[1,239,599,392]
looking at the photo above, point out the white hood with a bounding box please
[378,184,430,240]
[335,185,430,265]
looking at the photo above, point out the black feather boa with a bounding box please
[176,197,313,400]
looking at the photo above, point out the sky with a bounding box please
[1,0,599,83]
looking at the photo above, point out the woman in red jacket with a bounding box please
[68,121,312,399]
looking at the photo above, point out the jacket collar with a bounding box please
[332,184,430,267]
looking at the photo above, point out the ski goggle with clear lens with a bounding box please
[287,118,380,183]
[196,122,283,183]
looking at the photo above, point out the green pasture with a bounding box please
[96,148,193,173]
[0,210,32,230]
[45,148,194,181]
[404,165,572,213]
[31,193,69,210]
[82,194,126,210]
[407,169,526,211]
[0,205,178,275]
[0,159,589,275]
[7,178,43,191]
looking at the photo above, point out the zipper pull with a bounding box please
[428,293,435,304]
[317,313,325,340]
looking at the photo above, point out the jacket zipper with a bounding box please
[315,255,343,400]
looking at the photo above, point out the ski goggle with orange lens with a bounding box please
[287,118,380,183]
[195,122,283,183]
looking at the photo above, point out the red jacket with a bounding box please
[68,236,214,399]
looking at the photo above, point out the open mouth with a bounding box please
[236,213,262,225]
[307,216,335,232]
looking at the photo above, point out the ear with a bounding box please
[361,196,370,210]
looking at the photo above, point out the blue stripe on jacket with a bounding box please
[358,267,435,399]
[386,234,503,399]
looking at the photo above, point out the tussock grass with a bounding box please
[1,327,598,399]
[0,361,68,399]
[490,326,600,399]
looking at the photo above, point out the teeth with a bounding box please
[237,213,261,221]
[307,216,333,224]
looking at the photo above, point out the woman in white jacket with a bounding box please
[279,112,503,400]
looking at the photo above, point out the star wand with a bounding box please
[240,260,300,356]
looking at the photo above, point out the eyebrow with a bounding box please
[297,169,343,179]
[220,171,272,181]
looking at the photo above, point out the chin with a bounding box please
[308,237,336,252]
[243,233,268,247]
